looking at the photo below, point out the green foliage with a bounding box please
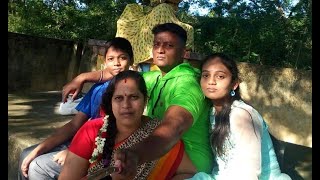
[8,0,311,70]
[178,0,312,70]
[8,0,135,41]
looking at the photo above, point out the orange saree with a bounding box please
[147,140,185,180]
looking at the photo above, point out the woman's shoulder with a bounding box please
[84,117,104,129]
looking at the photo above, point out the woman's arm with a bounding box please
[59,118,101,179]
[59,151,89,180]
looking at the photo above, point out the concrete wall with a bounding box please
[8,32,83,92]
[77,39,107,93]
[238,63,312,147]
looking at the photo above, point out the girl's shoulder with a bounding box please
[231,100,262,120]
[231,100,254,112]
[230,100,254,123]
[230,100,265,133]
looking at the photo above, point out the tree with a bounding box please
[177,0,311,70]
[8,0,311,69]
[8,0,137,41]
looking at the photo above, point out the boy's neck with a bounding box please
[159,61,183,76]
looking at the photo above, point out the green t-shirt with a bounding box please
[142,63,213,173]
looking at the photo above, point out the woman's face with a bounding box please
[200,58,235,103]
[112,78,146,128]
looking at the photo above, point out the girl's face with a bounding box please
[200,58,237,103]
[104,47,131,76]
[112,78,146,128]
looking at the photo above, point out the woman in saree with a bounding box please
[59,70,197,180]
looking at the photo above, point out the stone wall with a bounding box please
[8,32,83,92]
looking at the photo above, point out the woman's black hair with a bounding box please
[201,53,241,156]
[99,70,147,179]
[104,37,134,65]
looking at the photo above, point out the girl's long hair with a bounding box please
[201,53,241,156]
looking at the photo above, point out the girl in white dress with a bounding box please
[188,53,291,180]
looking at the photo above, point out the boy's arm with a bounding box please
[21,112,88,178]
[34,112,88,155]
[62,69,113,102]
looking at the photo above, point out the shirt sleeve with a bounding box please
[215,107,262,180]
[169,76,205,125]
[69,119,102,160]
[75,84,96,117]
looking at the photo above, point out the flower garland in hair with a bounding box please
[89,115,109,163]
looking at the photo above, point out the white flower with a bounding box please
[101,121,108,132]
[89,115,109,164]
[96,138,106,153]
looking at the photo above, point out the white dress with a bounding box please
[187,100,291,180]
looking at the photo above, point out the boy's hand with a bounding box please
[21,150,39,178]
[62,76,83,103]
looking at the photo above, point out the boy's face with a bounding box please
[104,46,131,76]
[152,31,185,73]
